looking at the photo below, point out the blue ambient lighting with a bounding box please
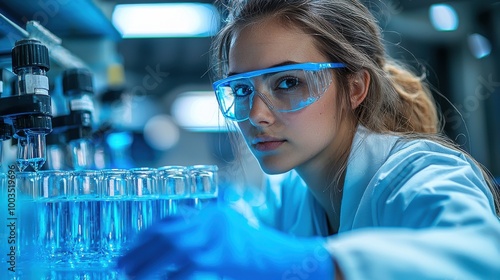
[468,33,492,59]
[171,91,228,132]
[106,131,133,149]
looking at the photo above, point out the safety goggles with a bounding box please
[213,62,346,122]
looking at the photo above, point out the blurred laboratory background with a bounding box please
[0,0,499,184]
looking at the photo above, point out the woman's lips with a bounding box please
[253,140,285,152]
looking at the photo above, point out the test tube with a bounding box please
[188,165,219,209]
[46,143,67,171]
[99,168,131,264]
[36,170,72,268]
[129,167,159,234]
[15,172,38,268]
[27,132,46,171]
[69,138,95,170]
[69,170,101,267]
[157,166,190,217]
[16,137,29,172]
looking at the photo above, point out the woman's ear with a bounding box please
[349,70,370,109]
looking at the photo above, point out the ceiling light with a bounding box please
[112,3,220,38]
[429,4,459,31]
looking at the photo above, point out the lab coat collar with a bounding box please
[338,125,400,232]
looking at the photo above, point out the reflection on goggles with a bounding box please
[213,62,346,122]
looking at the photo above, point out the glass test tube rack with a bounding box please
[3,165,218,279]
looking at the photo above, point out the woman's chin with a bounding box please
[259,162,293,175]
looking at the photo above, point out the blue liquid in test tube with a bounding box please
[36,170,72,268]
[189,165,219,210]
[69,170,101,267]
[157,166,191,217]
[100,169,132,266]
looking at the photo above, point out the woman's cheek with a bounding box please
[237,124,252,144]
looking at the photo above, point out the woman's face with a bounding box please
[228,19,343,174]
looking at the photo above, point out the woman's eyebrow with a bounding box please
[227,60,301,76]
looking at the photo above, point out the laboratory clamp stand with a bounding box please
[0,38,52,172]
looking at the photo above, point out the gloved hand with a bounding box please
[116,204,334,280]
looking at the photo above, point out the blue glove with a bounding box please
[116,204,334,280]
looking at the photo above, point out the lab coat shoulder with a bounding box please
[328,138,500,280]
[370,138,497,227]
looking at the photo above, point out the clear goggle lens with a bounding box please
[213,63,345,122]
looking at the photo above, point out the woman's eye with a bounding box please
[233,84,253,96]
[277,77,299,90]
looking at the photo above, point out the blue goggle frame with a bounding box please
[213,62,346,121]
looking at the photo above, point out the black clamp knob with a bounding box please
[63,68,94,96]
[11,39,50,74]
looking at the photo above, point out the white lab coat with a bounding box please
[252,125,500,279]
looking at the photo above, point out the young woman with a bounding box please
[118,0,500,279]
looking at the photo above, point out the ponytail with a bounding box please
[382,61,440,134]
[354,60,441,136]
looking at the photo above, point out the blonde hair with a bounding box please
[211,0,499,214]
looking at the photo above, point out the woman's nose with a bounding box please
[248,92,275,127]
